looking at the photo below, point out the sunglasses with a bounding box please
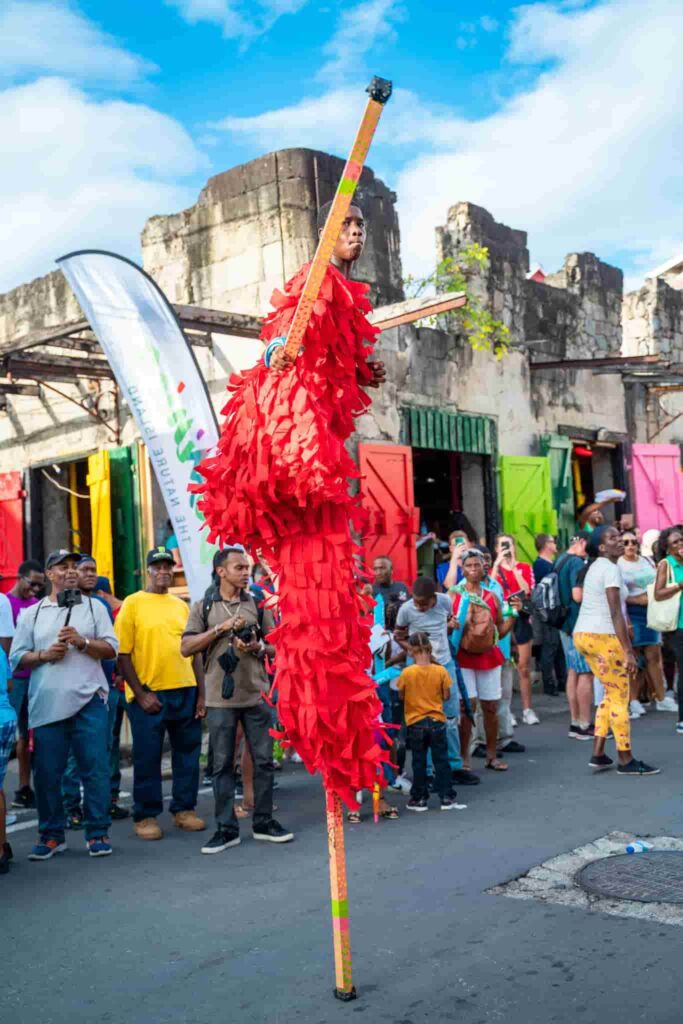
[623,540,638,546]
[24,578,44,588]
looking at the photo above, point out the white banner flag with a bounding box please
[58,250,219,601]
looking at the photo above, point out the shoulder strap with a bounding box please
[202,588,217,632]
[88,597,97,637]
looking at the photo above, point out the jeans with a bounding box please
[442,659,463,771]
[407,717,452,799]
[207,703,274,832]
[62,687,127,812]
[127,687,201,821]
[668,629,683,721]
[537,623,567,694]
[34,694,111,842]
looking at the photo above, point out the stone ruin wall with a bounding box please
[140,148,404,316]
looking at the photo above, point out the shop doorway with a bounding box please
[571,442,626,524]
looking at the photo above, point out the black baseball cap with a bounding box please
[46,549,79,570]
[77,553,97,566]
[147,546,175,566]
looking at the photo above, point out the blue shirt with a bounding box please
[93,593,116,687]
[0,648,16,727]
[483,575,512,660]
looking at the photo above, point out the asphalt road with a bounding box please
[3,696,683,1024]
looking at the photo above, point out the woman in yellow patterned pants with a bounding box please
[572,633,631,750]
[573,526,660,776]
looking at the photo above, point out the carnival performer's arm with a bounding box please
[266,334,385,387]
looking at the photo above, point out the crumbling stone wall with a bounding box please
[141,148,403,315]
[623,277,683,358]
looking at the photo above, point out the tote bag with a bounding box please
[646,559,681,632]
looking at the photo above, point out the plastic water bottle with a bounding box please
[625,840,651,854]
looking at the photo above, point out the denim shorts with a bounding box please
[0,718,17,789]
[9,677,29,739]
[560,630,591,675]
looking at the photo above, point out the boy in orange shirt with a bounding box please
[398,633,459,812]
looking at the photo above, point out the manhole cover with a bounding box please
[576,851,683,904]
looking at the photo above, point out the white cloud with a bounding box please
[0,77,206,292]
[213,85,465,152]
[0,1,156,84]
[480,15,499,32]
[319,0,405,79]
[165,0,309,41]
[395,0,683,283]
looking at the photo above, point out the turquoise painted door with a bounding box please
[499,456,557,564]
[540,433,575,549]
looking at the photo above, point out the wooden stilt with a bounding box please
[325,790,357,1001]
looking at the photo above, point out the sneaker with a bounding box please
[65,808,84,830]
[498,740,526,753]
[110,802,130,821]
[617,759,661,776]
[452,769,481,786]
[202,773,213,787]
[676,722,683,734]
[234,785,245,801]
[87,836,113,857]
[440,795,457,811]
[29,837,67,861]
[201,828,241,855]
[406,798,428,812]
[290,752,303,764]
[522,709,540,725]
[252,819,294,843]
[388,775,412,796]
[655,696,678,712]
[5,812,17,826]
[134,818,163,841]
[173,810,206,832]
[510,714,518,727]
[11,785,35,810]
[629,700,646,718]
[574,725,594,742]
[589,754,614,770]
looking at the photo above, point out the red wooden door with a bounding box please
[0,471,25,592]
[358,443,418,586]
[631,443,683,530]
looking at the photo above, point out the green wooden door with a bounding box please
[499,456,557,564]
[540,433,575,549]
[109,446,140,598]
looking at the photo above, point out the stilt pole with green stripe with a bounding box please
[326,790,356,1001]
[283,76,392,363]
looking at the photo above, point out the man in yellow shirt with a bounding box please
[116,548,206,840]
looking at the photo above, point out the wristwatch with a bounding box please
[81,637,90,651]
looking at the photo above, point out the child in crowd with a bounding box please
[397,633,459,812]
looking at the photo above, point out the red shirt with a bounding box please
[496,562,533,600]
[452,589,504,670]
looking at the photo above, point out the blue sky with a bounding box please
[1,0,681,293]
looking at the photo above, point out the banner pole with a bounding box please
[326,789,356,1001]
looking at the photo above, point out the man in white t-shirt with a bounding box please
[395,576,479,786]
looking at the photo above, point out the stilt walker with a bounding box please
[195,77,393,1002]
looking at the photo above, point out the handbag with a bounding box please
[646,559,681,632]
[461,598,496,654]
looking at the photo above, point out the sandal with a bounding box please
[379,804,399,820]
[346,811,362,824]
[485,759,509,772]
[235,804,252,818]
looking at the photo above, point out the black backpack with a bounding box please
[530,555,571,628]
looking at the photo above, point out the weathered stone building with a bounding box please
[0,148,681,588]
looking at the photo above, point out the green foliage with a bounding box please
[403,243,511,359]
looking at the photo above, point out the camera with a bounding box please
[233,624,260,645]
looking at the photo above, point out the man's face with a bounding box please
[77,560,98,594]
[19,570,45,599]
[482,553,493,574]
[373,558,392,586]
[218,554,250,590]
[412,593,436,613]
[148,559,174,591]
[47,557,79,593]
[547,537,558,555]
[329,206,365,264]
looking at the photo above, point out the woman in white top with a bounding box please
[618,530,675,715]
[574,526,660,776]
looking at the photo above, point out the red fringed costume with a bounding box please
[196,263,389,808]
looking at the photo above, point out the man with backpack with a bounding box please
[181,547,294,853]
[556,534,594,740]
[9,550,119,860]
[532,534,568,696]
